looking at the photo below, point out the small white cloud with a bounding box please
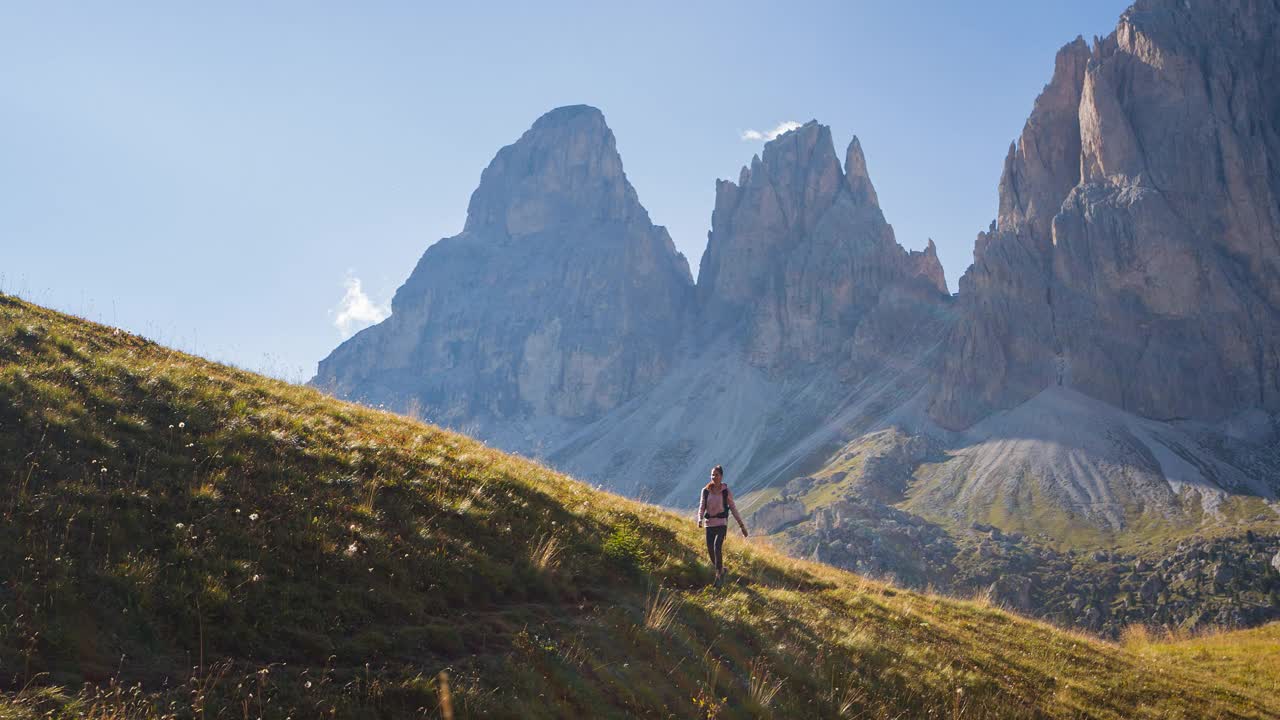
[740,120,802,142]
[332,275,390,338]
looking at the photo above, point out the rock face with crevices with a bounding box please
[932,0,1280,430]
[314,106,695,432]
[697,122,949,370]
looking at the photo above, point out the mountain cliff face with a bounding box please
[932,0,1280,430]
[549,123,954,504]
[697,122,947,369]
[314,106,694,432]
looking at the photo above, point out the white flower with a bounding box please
[178,422,186,428]
[344,542,358,557]
[175,523,185,530]
[249,513,259,521]
[252,574,260,582]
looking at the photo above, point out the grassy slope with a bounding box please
[0,294,1276,719]
[1126,623,1280,701]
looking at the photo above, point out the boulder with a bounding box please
[989,575,1034,612]
[751,499,807,535]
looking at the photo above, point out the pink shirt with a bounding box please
[698,483,744,528]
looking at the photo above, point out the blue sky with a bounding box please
[1,1,1128,380]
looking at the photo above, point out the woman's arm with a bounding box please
[726,490,748,536]
[696,489,706,527]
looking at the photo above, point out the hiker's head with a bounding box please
[710,465,724,483]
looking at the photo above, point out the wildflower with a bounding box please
[175,523,185,530]
[178,422,185,428]
[249,513,259,521]
[305,681,312,689]
[252,574,260,582]
[344,542,358,557]
[101,467,107,473]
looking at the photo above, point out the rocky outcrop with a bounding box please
[988,575,1034,613]
[313,106,694,432]
[791,509,1280,637]
[696,122,949,370]
[933,0,1280,430]
[749,498,807,534]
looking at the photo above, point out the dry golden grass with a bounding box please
[529,533,562,572]
[641,585,681,635]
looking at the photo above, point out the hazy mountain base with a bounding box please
[753,392,1280,637]
[461,308,1280,638]
[4,294,1280,719]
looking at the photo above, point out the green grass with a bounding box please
[0,293,1277,718]
[1124,623,1280,700]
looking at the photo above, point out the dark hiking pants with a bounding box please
[705,525,727,571]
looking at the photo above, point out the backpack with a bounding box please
[702,487,730,519]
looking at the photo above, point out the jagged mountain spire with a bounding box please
[696,120,947,367]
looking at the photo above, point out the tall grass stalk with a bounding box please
[747,655,784,710]
[530,533,562,572]
[643,586,681,635]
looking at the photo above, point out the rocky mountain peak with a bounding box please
[463,104,644,237]
[697,121,950,367]
[314,105,694,430]
[933,0,1280,430]
[844,135,880,208]
[995,36,1090,238]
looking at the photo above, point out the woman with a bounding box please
[697,465,748,584]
